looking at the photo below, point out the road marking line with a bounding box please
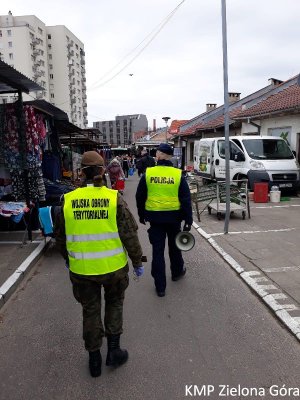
[0,240,43,245]
[254,204,300,209]
[208,228,296,237]
[263,266,300,273]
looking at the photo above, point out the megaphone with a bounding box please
[175,231,195,251]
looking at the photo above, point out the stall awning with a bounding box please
[23,100,69,120]
[0,60,43,94]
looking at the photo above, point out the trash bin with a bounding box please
[254,182,269,203]
[270,186,281,203]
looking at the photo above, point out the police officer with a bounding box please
[135,143,193,297]
[55,151,144,377]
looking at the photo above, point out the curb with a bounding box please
[192,221,300,342]
[0,237,51,310]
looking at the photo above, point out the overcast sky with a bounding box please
[2,0,300,129]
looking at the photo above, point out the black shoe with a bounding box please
[172,267,186,281]
[156,289,165,297]
[89,350,102,377]
[106,334,128,367]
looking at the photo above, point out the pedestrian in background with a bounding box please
[122,155,130,178]
[55,151,144,377]
[135,143,193,297]
[136,149,155,177]
[106,158,125,187]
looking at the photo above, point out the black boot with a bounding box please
[89,350,102,377]
[106,334,128,367]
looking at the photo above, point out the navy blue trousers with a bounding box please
[148,222,184,291]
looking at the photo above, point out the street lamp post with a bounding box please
[162,116,170,143]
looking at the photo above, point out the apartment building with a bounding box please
[0,12,87,128]
[93,114,148,147]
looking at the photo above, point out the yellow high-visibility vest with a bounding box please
[63,186,127,275]
[145,166,181,211]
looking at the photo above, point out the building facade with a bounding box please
[93,114,148,147]
[0,12,87,128]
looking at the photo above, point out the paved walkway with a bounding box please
[0,231,50,308]
[192,193,300,340]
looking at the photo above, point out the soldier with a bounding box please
[55,151,144,378]
[135,143,193,297]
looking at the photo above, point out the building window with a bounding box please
[48,44,52,49]
[8,41,12,48]
[48,54,52,60]
[50,74,54,79]
[48,34,51,39]
[50,93,55,98]
[0,30,2,37]
[38,27,43,35]
[49,64,53,70]
[7,30,11,36]
[9,53,13,60]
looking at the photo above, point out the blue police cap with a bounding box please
[157,143,173,155]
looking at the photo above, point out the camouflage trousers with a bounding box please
[69,265,129,352]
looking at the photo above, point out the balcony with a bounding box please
[36,91,45,99]
[34,70,43,78]
[68,49,74,57]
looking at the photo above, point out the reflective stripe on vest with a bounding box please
[63,186,127,275]
[145,166,181,211]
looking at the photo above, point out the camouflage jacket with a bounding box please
[54,184,143,268]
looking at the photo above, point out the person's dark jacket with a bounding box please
[136,155,155,175]
[135,160,193,225]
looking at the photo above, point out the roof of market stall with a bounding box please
[0,60,42,94]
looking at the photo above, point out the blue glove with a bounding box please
[133,266,144,277]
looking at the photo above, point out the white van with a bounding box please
[194,136,300,191]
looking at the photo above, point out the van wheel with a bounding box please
[234,174,248,188]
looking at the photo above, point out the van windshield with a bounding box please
[242,138,294,160]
